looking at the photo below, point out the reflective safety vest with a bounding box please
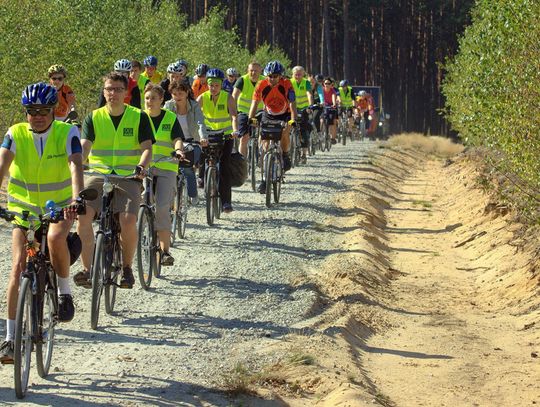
[339,86,354,108]
[89,105,142,176]
[291,78,309,110]
[201,90,232,135]
[8,121,73,224]
[137,75,149,101]
[148,109,178,172]
[237,73,264,114]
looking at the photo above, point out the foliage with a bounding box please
[0,1,288,131]
[443,0,540,220]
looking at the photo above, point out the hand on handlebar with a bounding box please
[133,165,147,180]
[288,119,297,127]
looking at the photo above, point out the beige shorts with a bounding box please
[84,175,142,215]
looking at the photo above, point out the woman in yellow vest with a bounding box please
[144,83,184,266]
[0,83,84,362]
[196,68,238,213]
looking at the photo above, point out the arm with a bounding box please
[81,139,93,163]
[138,140,153,169]
[232,87,241,103]
[68,153,84,200]
[228,94,238,133]
[0,148,14,190]
[307,90,314,106]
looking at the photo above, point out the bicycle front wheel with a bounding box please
[90,233,107,330]
[136,206,154,290]
[36,286,56,378]
[205,166,216,226]
[265,153,273,208]
[273,154,282,204]
[104,239,120,314]
[14,276,33,399]
[249,140,258,192]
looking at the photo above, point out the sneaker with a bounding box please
[73,270,91,289]
[58,294,75,322]
[190,196,199,206]
[301,154,307,164]
[197,177,204,188]
[331,138,337,145]
[0,340,14,364]
[258,181,266,194]
[283,154,292,172]
[161,252,174,266]
[119,266,135,289]
[222,203,233,213]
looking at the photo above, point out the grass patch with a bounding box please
[412,200,433,208]
[287,351,316,366]
[388,133,464,158]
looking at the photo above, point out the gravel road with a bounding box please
[0,139,376,406]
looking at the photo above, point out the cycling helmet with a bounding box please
[143,55,158,67]
[114,59,132,72]
[226,67,239,77]
[339,79,349,87]
[176,59,188,68]
[21,82,58,106]
[263,60,284,76]
[358,90,367,96]
[195,63,209,76]
[315,74,324,81]
[167,62,184,74]
[48,64,67,77]
[206,68,225,80]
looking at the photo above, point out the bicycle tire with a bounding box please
[342,123,347,145]
[36,285,56,378]
[14,276,33,399]
[249,140,257,192]
[273,154,282,204]
[136,206,153,290]
[170,177,179,247]
[154,247,162,278]
[90,233,106,330]
[205,166,216,226]
[177,175,188,239]
[294,130,301,166]
[104,238,120,314]
[265,153,273,208]
[290,130,296,169]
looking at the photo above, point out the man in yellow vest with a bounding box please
[197,68,238,213]
[74,72,154,290]
[0,82,84,363]
[291,66,314,164]
[338,79,355,135]
[232,62,264,158]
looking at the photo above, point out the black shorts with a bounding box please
[238,112,250,136]
[262,111,290,122]
[323,107,337,123]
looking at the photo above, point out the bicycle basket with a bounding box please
[230,152,247,187]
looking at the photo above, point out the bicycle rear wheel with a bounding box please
[205,166,216,226]
[249,139,258,191]
[14,276,33,399]
[90,233,106,330]
[177,175,188,239]
[273,154,282,204]
[265,153,273,208]
[104,239,120,314]
[36,285,56,378]
[136,206,154,290]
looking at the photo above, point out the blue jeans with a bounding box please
[182,144,201,198]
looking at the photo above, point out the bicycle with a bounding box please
[203,132,231,226]
[259,119,286,208]
[170,145,194,246]
[290,124,302,167]
[86,172,142,330]
[322,107,336,152]
[308,105,322,156]
[247,123,260,192]
[0,191,92,399]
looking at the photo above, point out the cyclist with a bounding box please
[322,77,338,144]
[232,62,264,158]
[222,67,239,94]
[160,62,187,103]
[141,55,163,85]
[309,73,325,133]
[176,59,193,86]
[196,68,238,213]
[356,90,375,131]
[192,63,209,99]
[338,79,355,134]
[249,60,298,193]
[164,81,206,205]
[0,83,84,363]
[291,66,314,164]
[48,64,76,121]
[74,72,154,290]
[131,60,150,102]
[144,83,184,266]
[98,59,141,109]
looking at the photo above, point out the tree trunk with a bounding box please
[343,0,350,80]
[245,0,253,51]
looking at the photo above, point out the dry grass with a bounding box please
[387,133,464,158]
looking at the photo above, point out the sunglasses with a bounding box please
[268,74,280,79]
[26,107,53,116]
[324,82,332,85]
[104,86,126,93]
[51,76,64,81]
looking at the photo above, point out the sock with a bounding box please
[57,276,72,296]
[6,319,15,341]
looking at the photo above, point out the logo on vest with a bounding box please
[162,124,171,131]
[123,128,134,137]
[46,153,66,159]
[217,104,225,110]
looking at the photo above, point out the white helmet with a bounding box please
[226,67,239,77]
[114,59,132,72]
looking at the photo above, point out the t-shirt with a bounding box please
[2,123,82,158]
[222,79,235,94]
[234,76,259,91]
[192,78,209,99]
[253,78,295,115]
[149,110,185,141]
[81,109,155,144]
[54,84,76,120]
[323,88,337,106]
[97,78,141,109]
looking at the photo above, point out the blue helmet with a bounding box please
[206,68,225,80]
[195,63,209,76]
[143,55,158,67]
[21,82,58,106]
[264,61,284,76]
[339,79,348,87]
